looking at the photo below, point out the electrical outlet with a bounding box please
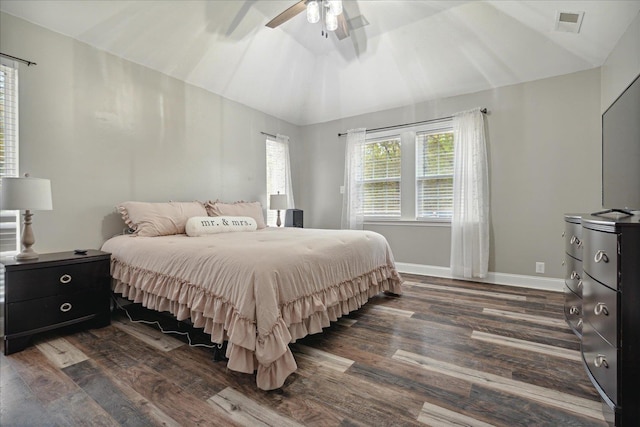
[536,262,545,274]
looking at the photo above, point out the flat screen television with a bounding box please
[601,72,640,213]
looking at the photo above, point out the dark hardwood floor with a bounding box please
[1,274,607,426]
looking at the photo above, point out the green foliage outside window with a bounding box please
[417,132,454,218]
[361,138,401,217]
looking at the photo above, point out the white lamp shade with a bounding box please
[307,1,320,24]
[329,0,343,16]
[1,176,53,211]
[326,11,338,31]
[269,193,287,210]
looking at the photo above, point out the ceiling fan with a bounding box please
[266,0,351,40]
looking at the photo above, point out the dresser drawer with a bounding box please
[565,221,583,261]
[563,284,583,334]
[5,290,109,336]
[582,320,618,406]
[583,274,618,348]
[564,255,582,295]
[6,259,110,302]
[583,227,619,290]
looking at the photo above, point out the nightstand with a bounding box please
[1,250,111,355]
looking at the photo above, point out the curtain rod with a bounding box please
[260,131,276,139]
[0,52,37,66]
[337,108,487,137]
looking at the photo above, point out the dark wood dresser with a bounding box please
[579,214,640,426]
[563,214,584,338]
[1,250,111,355]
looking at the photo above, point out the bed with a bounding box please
[102,201,402,390]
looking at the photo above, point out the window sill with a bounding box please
[364,220,451,227]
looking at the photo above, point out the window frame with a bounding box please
[415,129,455,221]
[0,59,20,255]
[265,135,293,227]
[359,119,454,225]
[360,134,402,220]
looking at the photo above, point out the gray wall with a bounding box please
[294,69,603,279]
[4,9,638,281]
[293,11,640,280]
[0,12,301,252]
[601,12,640,112]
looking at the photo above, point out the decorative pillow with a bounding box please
[185,216,257,236]
[205,200,266,229]
[117,201,207,237]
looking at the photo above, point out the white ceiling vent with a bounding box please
[554,11,584,33]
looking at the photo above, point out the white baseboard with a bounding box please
[395,262,564,293]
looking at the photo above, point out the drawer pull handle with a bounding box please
[577,319,583,328]
[562,231,565,238]
[570,271,580,280]
[594,355,609,369]
[577,280,583,289]
[594,302,609,316]
[570,236,581,246]
[60,302,72,312]
[60,274,72,284]
[594,250,609,263]
[569,306,580,315]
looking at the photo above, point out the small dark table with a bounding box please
[1,250,111,355]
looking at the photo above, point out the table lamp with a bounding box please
[1,173,53,260]
[269,192,287,227]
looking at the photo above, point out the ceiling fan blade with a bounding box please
[335,12,350,40]
[266,0,307,28]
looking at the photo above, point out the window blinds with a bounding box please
[361,137,401,218]
[416,131,454,219]
[0,61,19,254]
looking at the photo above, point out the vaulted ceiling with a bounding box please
[2,1,639,125]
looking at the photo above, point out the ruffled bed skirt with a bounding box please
[110,258,403,390]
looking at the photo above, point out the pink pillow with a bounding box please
[117,201,208,237]
[205,200,266,229]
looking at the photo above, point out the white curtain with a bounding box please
[341,128,366,230]
[450,108,489,279]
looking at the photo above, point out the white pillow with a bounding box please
[185,216,257,236]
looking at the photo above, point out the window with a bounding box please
[416,131,454,219]
[265,134,294,226]
[0,60,19,254]
[354,119,454,222]
[361,137,401,218]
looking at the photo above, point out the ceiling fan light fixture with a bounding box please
[307,1,320,24]
[328,0,343,16]
[326,11,338,31]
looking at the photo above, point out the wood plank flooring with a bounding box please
[0,274,607,426]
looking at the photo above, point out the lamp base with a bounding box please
[17,209,40,260]
[16,249,39,260]
[276,210,282,227]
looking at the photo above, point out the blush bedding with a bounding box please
[102,227,402,390]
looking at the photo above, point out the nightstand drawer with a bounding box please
[6,260,110,302]
[5,290,109,336]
